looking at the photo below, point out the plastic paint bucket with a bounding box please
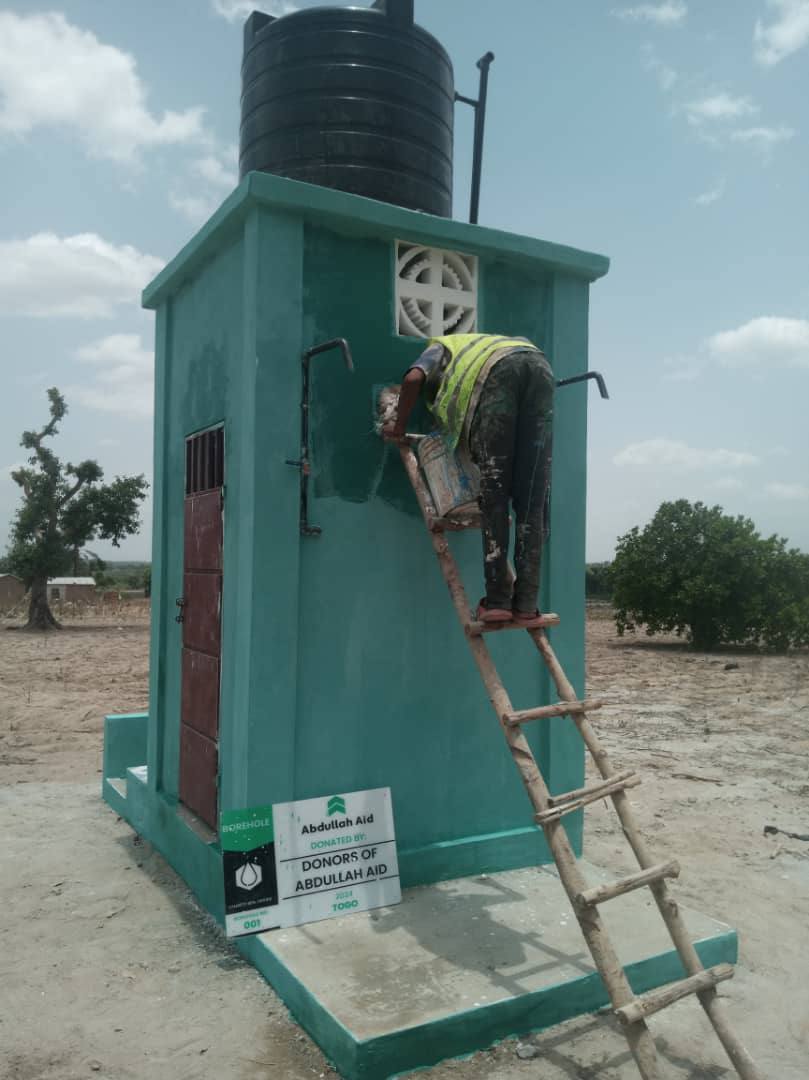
[417,434,479,518]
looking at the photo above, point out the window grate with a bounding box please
[185,427,224,496]
[395,240,478,339]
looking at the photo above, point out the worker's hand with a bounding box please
[382,421,408,445]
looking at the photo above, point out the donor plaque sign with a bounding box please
[273,787,401,928]
[221,787,400,936]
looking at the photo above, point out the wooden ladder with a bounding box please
[399,444,762,1080]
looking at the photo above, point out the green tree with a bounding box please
[73,548,105,577]
[125,568,151,591]
[585,561,613,600]
[7,388,148,630]
[612,499,809,651]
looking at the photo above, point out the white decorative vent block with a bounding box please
[396,241,478,338]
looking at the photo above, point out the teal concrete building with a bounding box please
[104,168,610,892]
[104,170,609,914]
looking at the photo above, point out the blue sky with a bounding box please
[1,0,807,562]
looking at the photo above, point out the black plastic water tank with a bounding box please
[239,1,454,217]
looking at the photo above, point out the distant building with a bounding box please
[46,577,97,604]
[0,574,26,611]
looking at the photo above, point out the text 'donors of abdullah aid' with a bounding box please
[272,787,401,928]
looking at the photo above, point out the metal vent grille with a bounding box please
[185,427,224,496]
[395,241,478,338]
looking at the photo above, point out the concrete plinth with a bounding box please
[103,719,737,1079]
[238,863,736,1080]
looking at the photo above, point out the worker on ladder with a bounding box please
[384,333,554,627]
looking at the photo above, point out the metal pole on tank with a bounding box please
[456,52,495,225]
[469,52,494,224]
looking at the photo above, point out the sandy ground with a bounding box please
[1,604,807,1080]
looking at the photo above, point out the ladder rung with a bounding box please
[504,698,603,726]
[534,769,641,824]
[430,512,481,532]
[574,859,681,909]
[615,964,735,1027]
[548,768,638,807]
[466,612,560,636]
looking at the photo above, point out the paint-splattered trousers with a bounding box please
[468,349,554,613]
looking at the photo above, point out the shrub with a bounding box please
[585,562,613,600]
[612,499,809,651]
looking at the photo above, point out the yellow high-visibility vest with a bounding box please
[428,333,539,448]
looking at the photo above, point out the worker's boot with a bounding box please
[476,599,512,623]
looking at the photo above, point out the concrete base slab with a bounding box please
[102,714,737,1079]
[239,863,737,1080]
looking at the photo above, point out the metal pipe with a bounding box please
[286,338,354,536]
[555,370,610,400]
[303,337,354,372]
[469,51,494,225]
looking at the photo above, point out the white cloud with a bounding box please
[212,0,300,21]
[612,2,687,24]
[685,93,758,125]
[706,317,809,370]
[641,44,678,90]
[766,481,809,501]
[0,12,207,164]
[754,0,809,66]
[169,192,221,226]
[0,233,164,319]
[656,64,677,91]
[169,149,238,224]
[730,125,796,153]
[72,334,153,418]
[192,155,237,190]
[694,179,725,206]
[613,439,759,469]
[680,97,792,157]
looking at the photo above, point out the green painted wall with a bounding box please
[142,174,608,888]
[293,224,555,853]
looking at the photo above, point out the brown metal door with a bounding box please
[179,427,224,830]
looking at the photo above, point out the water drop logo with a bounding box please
[235,860,263,891]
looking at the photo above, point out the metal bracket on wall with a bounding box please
[555,371,610,400]
[286,337,354,537]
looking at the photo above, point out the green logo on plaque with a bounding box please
[327,795,347,816]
